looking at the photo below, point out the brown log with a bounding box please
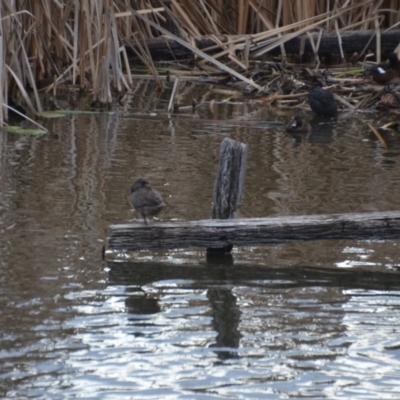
[209,137,247,255]
[211,138,247,219]
[124,30,400,61]
[108,210,400,252]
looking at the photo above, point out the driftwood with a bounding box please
[125,30,400,62]
[107,210,400,252]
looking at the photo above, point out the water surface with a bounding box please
[1,82,400,399]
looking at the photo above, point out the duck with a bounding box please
[308,86,338,117]
[372,68,400,85]
[372,53,400,86]
[7,97,26,119]
[388,52,400,69]
[129,178,166,225]
[285,115,311,134]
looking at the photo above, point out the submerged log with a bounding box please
[108,210,400,252]
[125,30,400,61]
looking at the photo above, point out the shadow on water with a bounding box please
[108,260,400,290]
[108,261,400,362]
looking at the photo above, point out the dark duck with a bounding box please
[129,178,166,224]
[308,86,338,117]
[372,52,400,86]
[286,115,311,134]
[6,97,26,119]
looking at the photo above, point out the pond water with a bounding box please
[1,81,400,399]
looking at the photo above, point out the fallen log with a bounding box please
[124,30,400,62]
[107,210,400,252]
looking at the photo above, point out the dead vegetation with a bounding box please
[1,0,400,125]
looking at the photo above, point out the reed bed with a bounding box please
[0,0,399,125]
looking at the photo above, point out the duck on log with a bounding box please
[107,136,400,254]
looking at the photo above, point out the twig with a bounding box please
[368,123,388,149]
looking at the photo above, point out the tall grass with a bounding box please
[0,0,395,124]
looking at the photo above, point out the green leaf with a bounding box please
[3,126,47,135]
[39,110,116,118]
[56,109,114,115]
[39,111,66,118]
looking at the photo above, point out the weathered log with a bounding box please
[124,30,400,61]
[211,138,247,219]
[209,137,247,254]
[108,210,400,252]
[261,29,400,58]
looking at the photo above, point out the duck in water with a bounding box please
[129,178,166,225]
[285,115,311,134]
[308,86,338,117]
[6,97,26,119]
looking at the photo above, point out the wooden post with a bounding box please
[208,137,248,255]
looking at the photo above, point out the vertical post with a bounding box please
[208,137,248,255]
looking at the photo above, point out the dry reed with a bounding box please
[0,0,397,125]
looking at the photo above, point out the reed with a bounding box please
[0,0,396,125]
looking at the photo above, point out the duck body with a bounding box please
[372,52,400,86]
[129,178,166,224]
[388,52,400,69]
[372,67,400,85]
[7,97,26,119]
[308,86,338,117]
[285,115,311,134]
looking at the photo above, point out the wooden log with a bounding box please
[124,30,400,61]
[264,29,400,58]
[107,210,400,252]
[211,138,247,219]
[209,138,247,254]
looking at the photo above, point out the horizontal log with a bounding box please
[124,30,400,61]
[108,211,400,251]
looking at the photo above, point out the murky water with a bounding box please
[2,81,400,399]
